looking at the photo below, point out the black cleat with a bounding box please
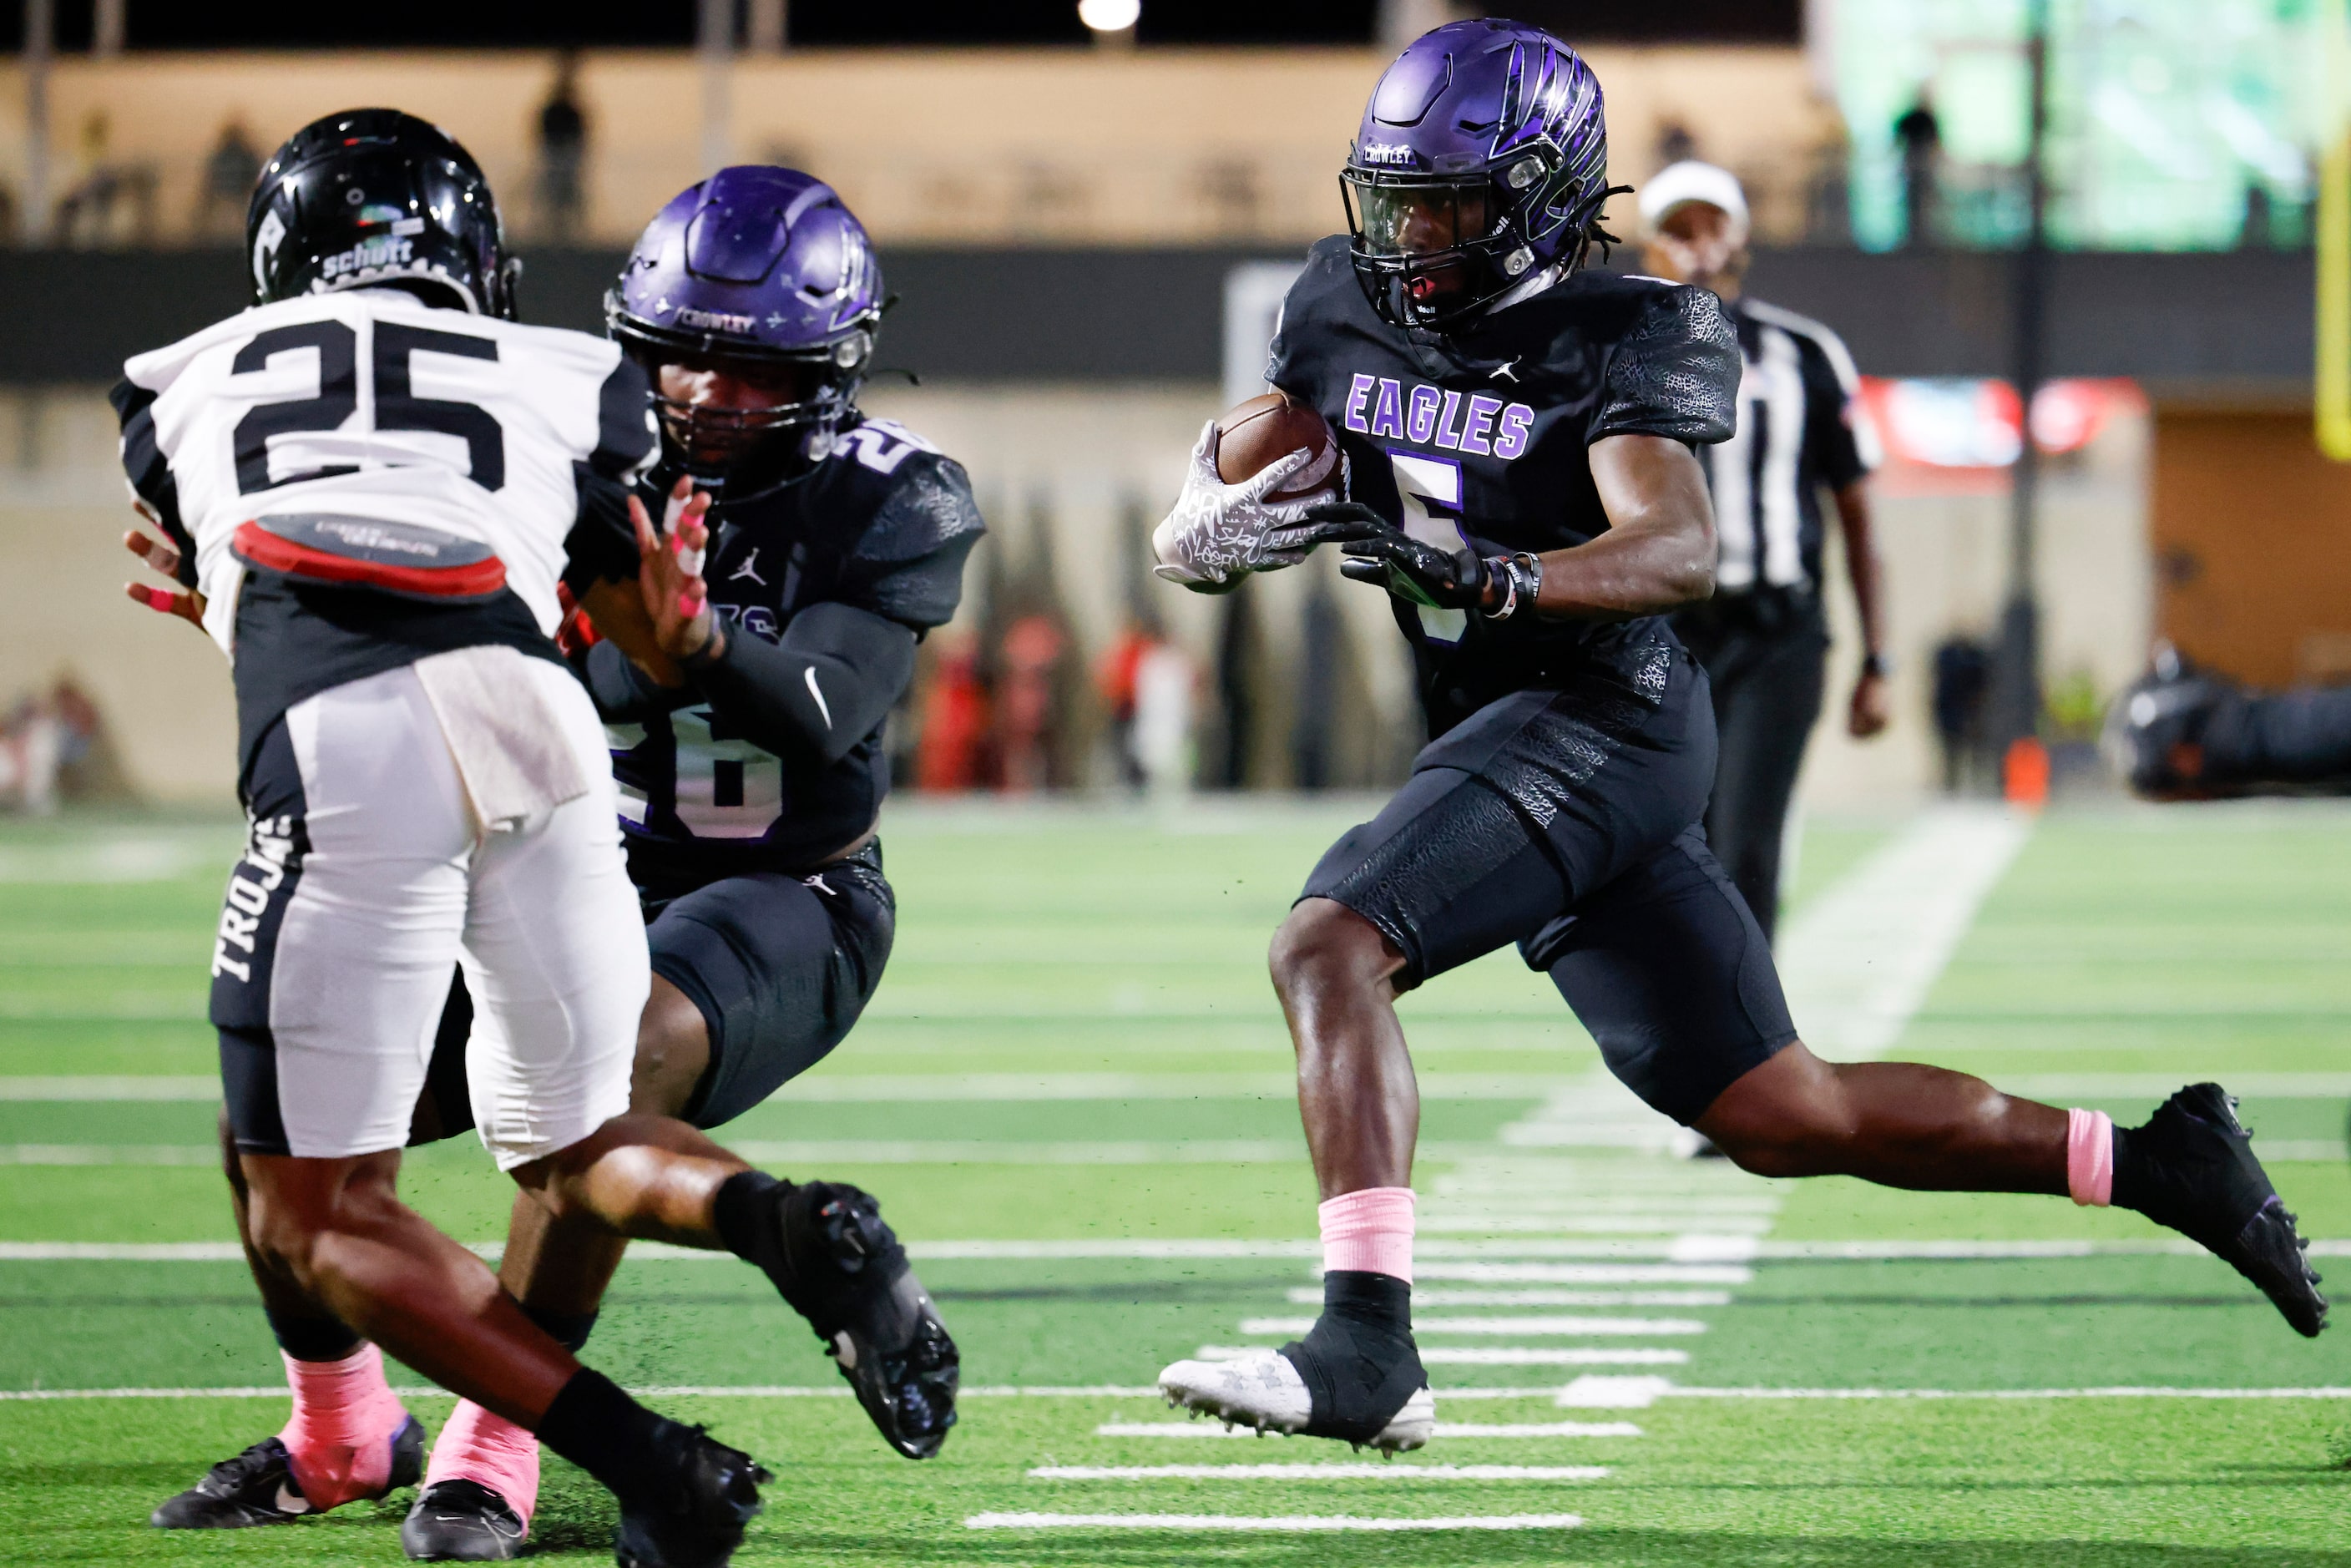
[2119,1083,2328,1338]
[2102,645,2234,799]
[402,1479,526,1561]
[614,1423,768,1568]
[749,1181,960,1459]
[152,1415,424,1529]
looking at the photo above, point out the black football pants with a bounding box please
[1680,620,1827,946]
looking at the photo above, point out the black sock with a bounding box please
[521,1301,599,1354]
[265,1307,362,1363]
[1278,1271,1421,1441]
[713,1171,791,1276]
[2109,1121,2157,1216]
[1320,1269,1413,1341]
[536,1368,669,1508]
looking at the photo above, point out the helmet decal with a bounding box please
[245,109,514,319]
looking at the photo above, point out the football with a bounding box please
[1215,392,1340,503]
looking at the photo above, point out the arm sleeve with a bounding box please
[684,601,918,767]
[563,354,660,594]
[1590,286,1741,448]
[1797,330,1873,490]
[573,638,692,723]
[110,378,198,588]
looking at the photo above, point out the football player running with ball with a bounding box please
[118,118,956,1568]
[1152,21,2325,1453]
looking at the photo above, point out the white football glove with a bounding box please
[1150,420,1334,588]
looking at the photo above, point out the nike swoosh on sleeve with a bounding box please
[803,665,834,729]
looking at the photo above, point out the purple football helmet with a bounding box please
[607,165,883,478]
[1342,18,1619,331]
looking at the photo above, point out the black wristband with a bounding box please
[678,620,728,673]
[1860,651,1892,679]
[1477,554,1517,620]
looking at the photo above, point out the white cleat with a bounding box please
[1156,1348,1437,1453]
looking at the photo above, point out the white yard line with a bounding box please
[0,1146,220,1166]
[1239,1316,1707,1337]
[7,1237,2344,1263]
[1412,1263,1755,1285]
[0,1076,219,1101]
[1193,1345,1690,1367]
[1979,1075,2351,1100]
[0,1072,1555,1105]
[1418,1216,1775,1235]
[1028,1464,1608,1481]
[1093,1420,1642,1439]
[1774,804,2035,1062]
[1287,1288,1734,1308]
[18,1379,2331,1406]
[0,837,223,884]
[965,1512,1585,1531]
[0,1384,1139,1403]
[1663,1386,2351,1400]
[13,1135,2332,1168]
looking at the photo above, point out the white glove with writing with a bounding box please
[1150,420,1332,588]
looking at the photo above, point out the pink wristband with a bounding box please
[2066,1108,2115,1207]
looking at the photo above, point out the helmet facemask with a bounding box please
[621,314,877,487]
[1342,145,1610,331]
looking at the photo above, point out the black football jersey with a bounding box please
[1269,236,1739,736]
[604,417,983,883]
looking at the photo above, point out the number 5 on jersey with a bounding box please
[1387,450,1469,644]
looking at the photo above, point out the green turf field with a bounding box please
[1,800,2347,1565]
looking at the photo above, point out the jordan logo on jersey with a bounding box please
[1341,372,1534,460]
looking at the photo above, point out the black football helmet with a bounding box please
[246,109,518,319]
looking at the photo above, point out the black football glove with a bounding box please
[1299,502,1492,612]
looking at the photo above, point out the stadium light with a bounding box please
[1079,0,1140,43]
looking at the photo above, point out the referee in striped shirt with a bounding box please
[1642,162,1891,943]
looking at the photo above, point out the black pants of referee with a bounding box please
[1673,597,1828,947]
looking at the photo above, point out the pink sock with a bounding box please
[278,1343,412,1510]
[1319,1186,1416,1283]
[425,1399,542,1528]
[2067,1108,2116,1207]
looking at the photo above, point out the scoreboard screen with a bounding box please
[1833,0,2336,253]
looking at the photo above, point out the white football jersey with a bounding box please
[118,287,653,657]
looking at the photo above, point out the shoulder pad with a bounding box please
[840,423,986,567]
[1594,282,1740,446]
[1277,238,1360,324]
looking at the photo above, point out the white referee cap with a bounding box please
[1638,160,1750,242]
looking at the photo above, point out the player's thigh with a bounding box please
[1450,641,1721,901]
[459,661,650,1171]
[650,851,896,1130]
[213,670,473,1159]
[1299,763,1571,989]
[1533,825,1798,1126]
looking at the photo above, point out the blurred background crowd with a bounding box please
[0,0,2339,812]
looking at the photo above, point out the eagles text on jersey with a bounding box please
[1270,236,1738,735]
